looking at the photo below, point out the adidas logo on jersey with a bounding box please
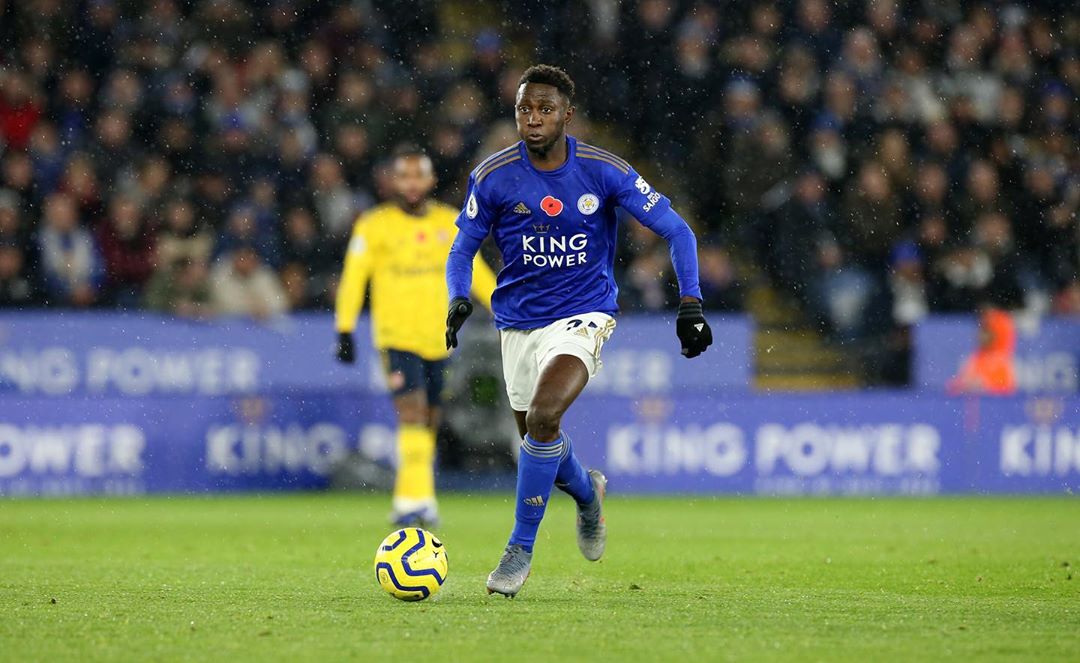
[514,202,531,214]
[523,495,545,507]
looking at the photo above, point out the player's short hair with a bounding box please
[391,143,429,161]
[519,65,575,101]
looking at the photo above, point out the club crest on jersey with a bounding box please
[577,193,599,216]
[540,195,564,217]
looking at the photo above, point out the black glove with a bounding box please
[676,299,712,358]
[445,297,473,350]
[336,332,355,364]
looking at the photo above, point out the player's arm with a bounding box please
[334,218,375,363]
[612,166,712,358]
[445,175,495,349]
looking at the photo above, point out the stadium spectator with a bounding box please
[210,245,289,321]
[0,69,42,151]
[618,219,679,312]
[0,239,36,307]
[29,121,66,194]
[309,153,365,239]
[144,257,213,320]
[217,205,279,268]
[698,243,744,312]
[58,153,103,222]
[840,161,903,267]
[0,190,28,246]
[889,241,928,326]
[1054,281,1080,316]
[156,198,214,269]
[1,150,36,211]
[765,166,819,258]
[948,308,1018,395]
[36,192,103,308]
[280,262,320,311]
[96,194,157,308]
[280,205,335,305]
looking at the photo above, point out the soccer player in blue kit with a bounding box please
[444,65,713,597]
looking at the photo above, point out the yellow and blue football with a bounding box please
[373,528,448,601]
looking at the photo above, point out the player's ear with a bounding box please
[564,104,575,126]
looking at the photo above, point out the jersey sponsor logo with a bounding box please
[577,193,599,215]
[466,193,478,219]
[521,233,588,268]
[540,195,564,217]
[643,190,662,213]
[635,176,662,213]
[513,202,531,214]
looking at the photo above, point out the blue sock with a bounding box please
[508,433,564,552]
[554,431,595,506]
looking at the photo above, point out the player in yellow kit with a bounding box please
[335,145,497,528]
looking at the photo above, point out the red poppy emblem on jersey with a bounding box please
[540,195,564,216]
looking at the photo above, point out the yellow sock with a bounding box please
[393,425,436,512]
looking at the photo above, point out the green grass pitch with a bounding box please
[2,494,1078,661]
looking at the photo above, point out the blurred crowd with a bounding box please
[0,0,1076,344]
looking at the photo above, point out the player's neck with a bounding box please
[525,134,568,171]
[397,199,429,217]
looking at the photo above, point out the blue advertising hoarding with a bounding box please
[1,313,1077,496]
[1,390,1077,497]
[0,312,751,397]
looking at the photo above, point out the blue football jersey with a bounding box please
[456,135,672,330]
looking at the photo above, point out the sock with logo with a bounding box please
[508,433,564,552]
[393,424,437,517]
[554,431,595,506]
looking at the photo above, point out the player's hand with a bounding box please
[336,332,355,364]
[445,297,473,350]
[676,299,712,358]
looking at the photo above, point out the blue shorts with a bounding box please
[382,349,447,406]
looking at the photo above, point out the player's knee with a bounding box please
[395,392,429,426]
[525,403,562,442]
[399,408,428,426]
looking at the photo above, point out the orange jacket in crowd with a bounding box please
[948,309,1018,395]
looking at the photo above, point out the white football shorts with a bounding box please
[500,311,616,412]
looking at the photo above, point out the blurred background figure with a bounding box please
[948,308,1017,395]
[210,244,289,321]
[36,192,103,308]
[144,256,213,320]
[333,146,496,528]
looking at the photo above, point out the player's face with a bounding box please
[392,155,436,207]
[515,82,574,155]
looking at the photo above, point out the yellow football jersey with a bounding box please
[335,201,496,360]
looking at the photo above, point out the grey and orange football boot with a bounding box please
[576,469,607,561]
[485,544,532,598]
